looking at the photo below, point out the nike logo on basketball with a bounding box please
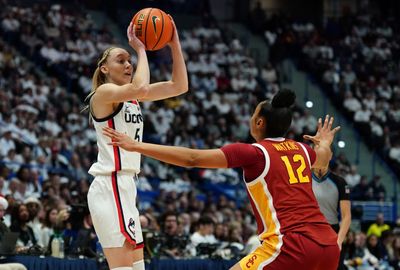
[152,16,160,38]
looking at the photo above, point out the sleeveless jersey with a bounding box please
[245,138,337,247]
[88,100,143,176]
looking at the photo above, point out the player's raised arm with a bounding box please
[140,17,189,102]
[92,22,150,105]
[102,127,226,168]
[303,115,340,175]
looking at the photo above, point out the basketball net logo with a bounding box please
[246,254,257,268]
[151,16,160,39]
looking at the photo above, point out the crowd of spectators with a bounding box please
[1,0,117,96]
[0,0,394,268]
[341,213,400,270]
[256,7,400,177]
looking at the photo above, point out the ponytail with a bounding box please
[81,47,117,113]
[258,89,296,137]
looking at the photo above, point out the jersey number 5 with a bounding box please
[134,128,141,141]
[281,155,310,184]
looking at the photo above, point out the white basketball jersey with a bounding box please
[89,100,143,176]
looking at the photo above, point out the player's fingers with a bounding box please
[127,22,132,39]
[328,116,334,130]
[102,130,112,138]
[323,115,329,129]
[102,127,112,134]
[103,127,116,133]
[131,24,136,37]
[303,135,316,142]
[103,127,118,138]
[317,118,322,131]
[167,14,175,24]
[332,126,341,134]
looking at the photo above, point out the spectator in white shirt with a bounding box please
[323,65,340,92]
[190,216,217,256]
[261,62,277,83]
[3,149,22,173]
[302,110,318,133]
[0,129,16,158]
[389,141,400,164]
[345,165,361,187]
[4,178,23,201]
[243,74,257,91]
[231,74,246,91]
[341,64,357,91]
[1,13,20,32]
[370,116,383,138]
[389,103,400,123]
[354,105,371,123]
[376,79,392,100]
[343,92,362,113]
[359,94,375,114]
[41,112,62,136]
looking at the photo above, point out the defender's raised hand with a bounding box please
[303,115,341,147]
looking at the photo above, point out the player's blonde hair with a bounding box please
[82,47,116,112]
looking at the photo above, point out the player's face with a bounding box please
[103,48,133,85]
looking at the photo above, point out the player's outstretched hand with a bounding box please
[303,115,340,147]
[103,127,138,151]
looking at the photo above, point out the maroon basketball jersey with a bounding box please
[245,138,337,247]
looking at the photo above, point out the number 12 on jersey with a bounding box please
[281,154,310,184]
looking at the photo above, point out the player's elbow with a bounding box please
[170,77,188,94]
[185,152,200,167]
[175,81,189,95]
[135,84,150,99]
[181,84,189,94]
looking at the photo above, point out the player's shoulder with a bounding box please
[95,83,117,94]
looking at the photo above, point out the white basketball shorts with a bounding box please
[87,172,143,248]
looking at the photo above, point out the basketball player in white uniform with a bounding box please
[86,20,188,270]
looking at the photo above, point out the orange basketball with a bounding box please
[132,8,174,51]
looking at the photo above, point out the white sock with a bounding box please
[132,260,145,270]
[111,268,131,270]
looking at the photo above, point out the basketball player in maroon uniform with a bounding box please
[103,89,340,270]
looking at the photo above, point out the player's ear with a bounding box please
[100,65,109,74]
[256,117,264,127]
